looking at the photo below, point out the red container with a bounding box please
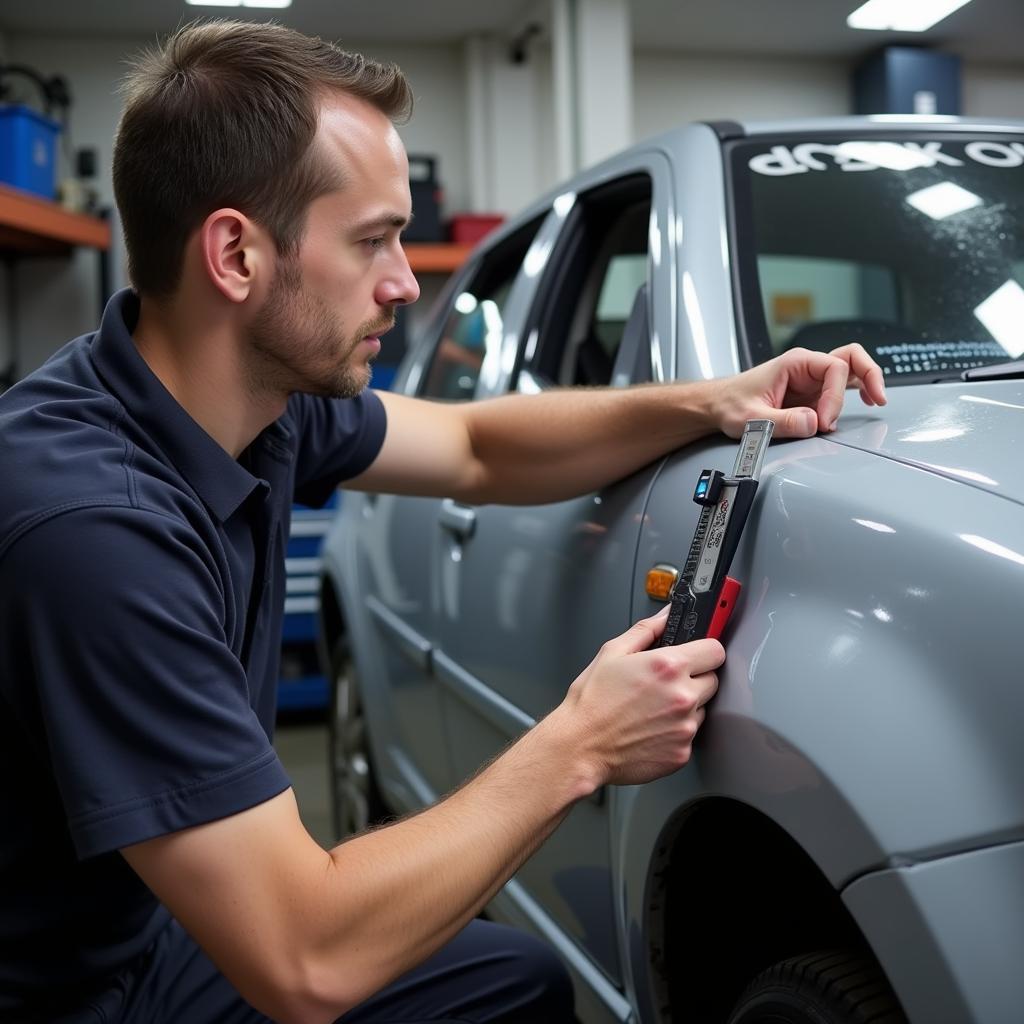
[449,213,505,245]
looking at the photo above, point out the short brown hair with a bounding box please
[113,20,412,297]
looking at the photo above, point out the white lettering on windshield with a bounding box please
[965,142,1023,167]
[749,141,1023,176]
[903,142,963,167]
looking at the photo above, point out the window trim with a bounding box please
[411,212,547,401]
[517,173,654,390]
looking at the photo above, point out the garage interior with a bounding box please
[0,4,1022,1014]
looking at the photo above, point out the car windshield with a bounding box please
[731,133,1024,383]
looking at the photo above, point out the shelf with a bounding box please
[0,183,111,256]
[403,242,473,274]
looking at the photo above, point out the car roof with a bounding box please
[727,115,1024,138]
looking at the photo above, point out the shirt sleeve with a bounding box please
[288,389,387,508]
[0,505,291,860]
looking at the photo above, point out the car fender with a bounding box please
[617,434,1024,1009]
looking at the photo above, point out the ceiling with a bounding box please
[0,0,1021,64]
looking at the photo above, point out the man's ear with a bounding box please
[199,208,269,303]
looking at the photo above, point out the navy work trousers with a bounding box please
[49,916,576,1023]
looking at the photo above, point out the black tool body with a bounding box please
[658,419,774,647]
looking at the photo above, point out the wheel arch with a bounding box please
[645,798,902,1023]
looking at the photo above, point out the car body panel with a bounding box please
[828,380,1024,506]
[433,469,656,985]
[633,428,1024,872]
[842,840,1024,1024]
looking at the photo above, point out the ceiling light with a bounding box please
[974,280,1024,358]
[905,181,984,219]
[186,0,292,7]
[847,0,972,32]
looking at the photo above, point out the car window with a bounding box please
[420,216,544,401]
[524,175,652,389]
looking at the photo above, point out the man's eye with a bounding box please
[365,237,386,251]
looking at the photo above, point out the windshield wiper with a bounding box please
[961,359,1024,382]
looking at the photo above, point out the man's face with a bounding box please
[247,94,419,399]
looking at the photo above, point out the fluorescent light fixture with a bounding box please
[837,141,934,170]
[847,0,972,32]
[905,181,984,219]
[974,280,1024,358]
[186,0,292,7]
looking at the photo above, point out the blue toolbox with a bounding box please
[277,492,338,711]
[0,104,59,199]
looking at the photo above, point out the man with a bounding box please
[0,19,886,1024]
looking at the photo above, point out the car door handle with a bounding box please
[439,498,477,539]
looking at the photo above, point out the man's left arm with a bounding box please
[348,343,886,505]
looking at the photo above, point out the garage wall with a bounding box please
[3,35,130,377]
[963,61,1024,118]
[632,50,851,141]
[631,52,1024,142]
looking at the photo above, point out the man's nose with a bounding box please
[376,248,420,307]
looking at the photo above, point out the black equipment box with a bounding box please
[404,154,445,242]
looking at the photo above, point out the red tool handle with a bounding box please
[707,576,741,640]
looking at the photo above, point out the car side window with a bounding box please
[420,216,544,401]
[524,174,652,389]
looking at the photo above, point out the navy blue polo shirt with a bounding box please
[0,289,386,1016]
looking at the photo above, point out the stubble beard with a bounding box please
[249,257,389,400]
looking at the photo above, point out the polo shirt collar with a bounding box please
[90,289,264,522]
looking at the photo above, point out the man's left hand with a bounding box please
[710,343,887,439]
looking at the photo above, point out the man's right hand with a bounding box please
[554,607,725,789]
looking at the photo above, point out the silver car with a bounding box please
[317,116,1024,1024]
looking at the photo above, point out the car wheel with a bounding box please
[328,637,388,841]
[727,950,907,1024]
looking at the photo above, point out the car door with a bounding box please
[431,155,677,991]
[353,215,548,806]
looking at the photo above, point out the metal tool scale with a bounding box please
[658,419,774,647]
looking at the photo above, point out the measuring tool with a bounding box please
[657,419,774,647]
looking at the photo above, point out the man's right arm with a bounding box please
[122,611,723,1024]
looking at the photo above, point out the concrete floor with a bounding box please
[273,712,335,848]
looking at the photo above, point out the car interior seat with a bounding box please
[573,283,650,387]
[784,318,921,354]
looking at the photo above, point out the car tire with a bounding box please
[726,949,908,1024]
[328,636,389,841]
